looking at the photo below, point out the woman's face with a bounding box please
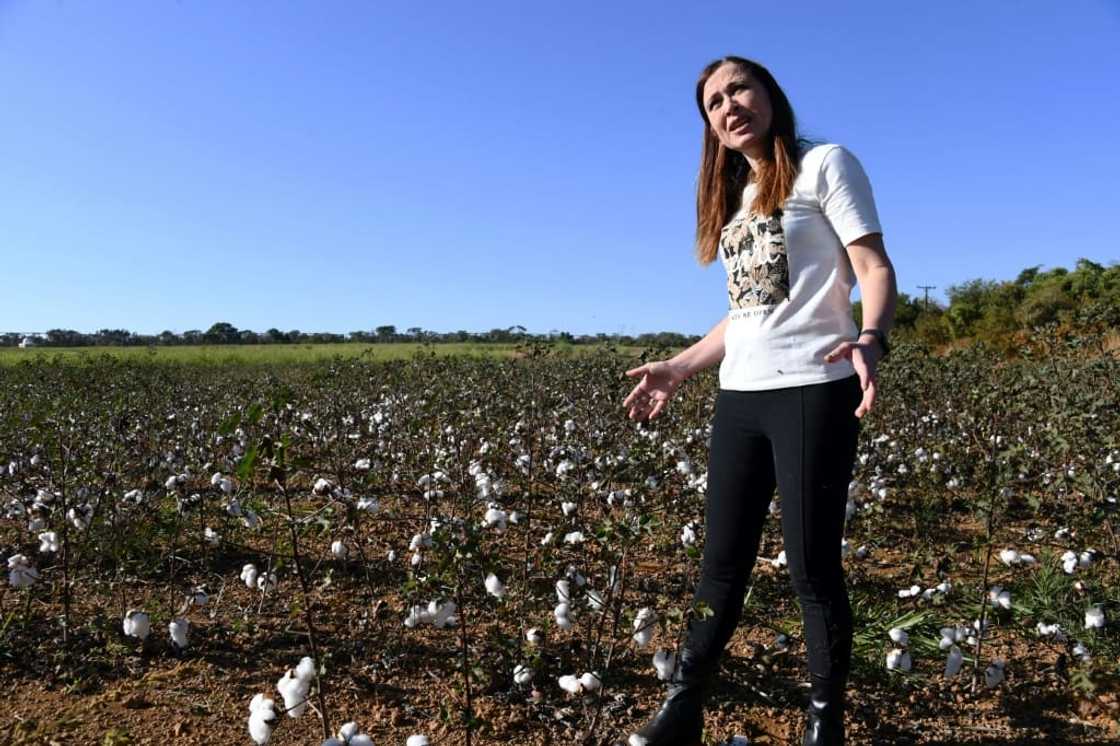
[701,62,773,157]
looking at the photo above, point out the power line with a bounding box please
[917,285,937,312]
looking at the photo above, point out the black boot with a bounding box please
[628,647,719,746]
[801,672,846,746]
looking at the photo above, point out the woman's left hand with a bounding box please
[822,338,881,418]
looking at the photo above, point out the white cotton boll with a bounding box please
[357,497,380,513]
[556,578,570,604]
[432,600,457,628]
[123,610,151,641]
[8,554,40,588]
[348,736,373,746]
[169,618,189,649]
[888,627,909,646]
[653,649,676,680]
[944,646,963,678]
[998,548,1020,566]
[563,531,585,544]
[586,589,606,611]
[27,516,45,532]
[935,579,952,595]
[555,602,572,630]
[541,531,555,546]
[526,627,543,645]
[988,586,1012,610]
[411,551,422,567]
[886,648,911,672]
[770,550,787,568]
[984,659,1005,688]
[561,501,577,516]
[1036,622,1065,640]
[855,545,869,560]
[257,571,278,593]
[768,499,779,515]
[190,588,208,607]
[404,605,426,628]
[354,458,371,470]
[1072,641,1091,661]
[556,461,575,479]
[38,531,59,553]
[67,505,91,530]
[485,573,505,599]
[898,584,921,599]
[248,694,277,744]
[558,674,582,694]
[331,540,348,559]
[514,664,534,685]
[633,607,657,648]
[406,736,430,746]
[241,509,261,530]
[680,522,698,547]
[1078,550,1094,569]
[210,472,223,486]
[1019,553,1036,565]
[1054,527,1071,540]
[165,475,181,490]
[321,740,343,746]
[1085,605,1105,629]
[204,527,220,546]
[313,478,333,496]
[241,564,259,588]
[579,671,601,692]
[295,656,316,682]
[483,505,508,530]
[276,672,310,719]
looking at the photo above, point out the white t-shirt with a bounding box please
[718,143,882,391]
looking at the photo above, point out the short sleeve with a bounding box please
[816,145,882,246]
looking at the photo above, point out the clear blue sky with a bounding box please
[2,1,1118,337]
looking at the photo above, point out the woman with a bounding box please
[622,56,897,746]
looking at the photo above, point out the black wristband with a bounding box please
[859,328,890,358]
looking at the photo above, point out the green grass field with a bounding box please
[0,342,652,366]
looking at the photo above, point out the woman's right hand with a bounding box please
[623,360,689,421]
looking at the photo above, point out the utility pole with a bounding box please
[918,285,937,312]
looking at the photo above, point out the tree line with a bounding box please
[7,258,1118,352]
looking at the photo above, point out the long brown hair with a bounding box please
[694,56,804,265]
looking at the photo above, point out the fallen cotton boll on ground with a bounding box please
[514,664,533,685]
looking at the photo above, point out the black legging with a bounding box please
[685,373,863,685]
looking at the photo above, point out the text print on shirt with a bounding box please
[719,208,789,313]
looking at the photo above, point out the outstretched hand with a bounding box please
[823,339,882,418]
[622,360,687,421]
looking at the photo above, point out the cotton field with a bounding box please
[0,341,1117,744]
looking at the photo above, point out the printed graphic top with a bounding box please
[718,143,882,391]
